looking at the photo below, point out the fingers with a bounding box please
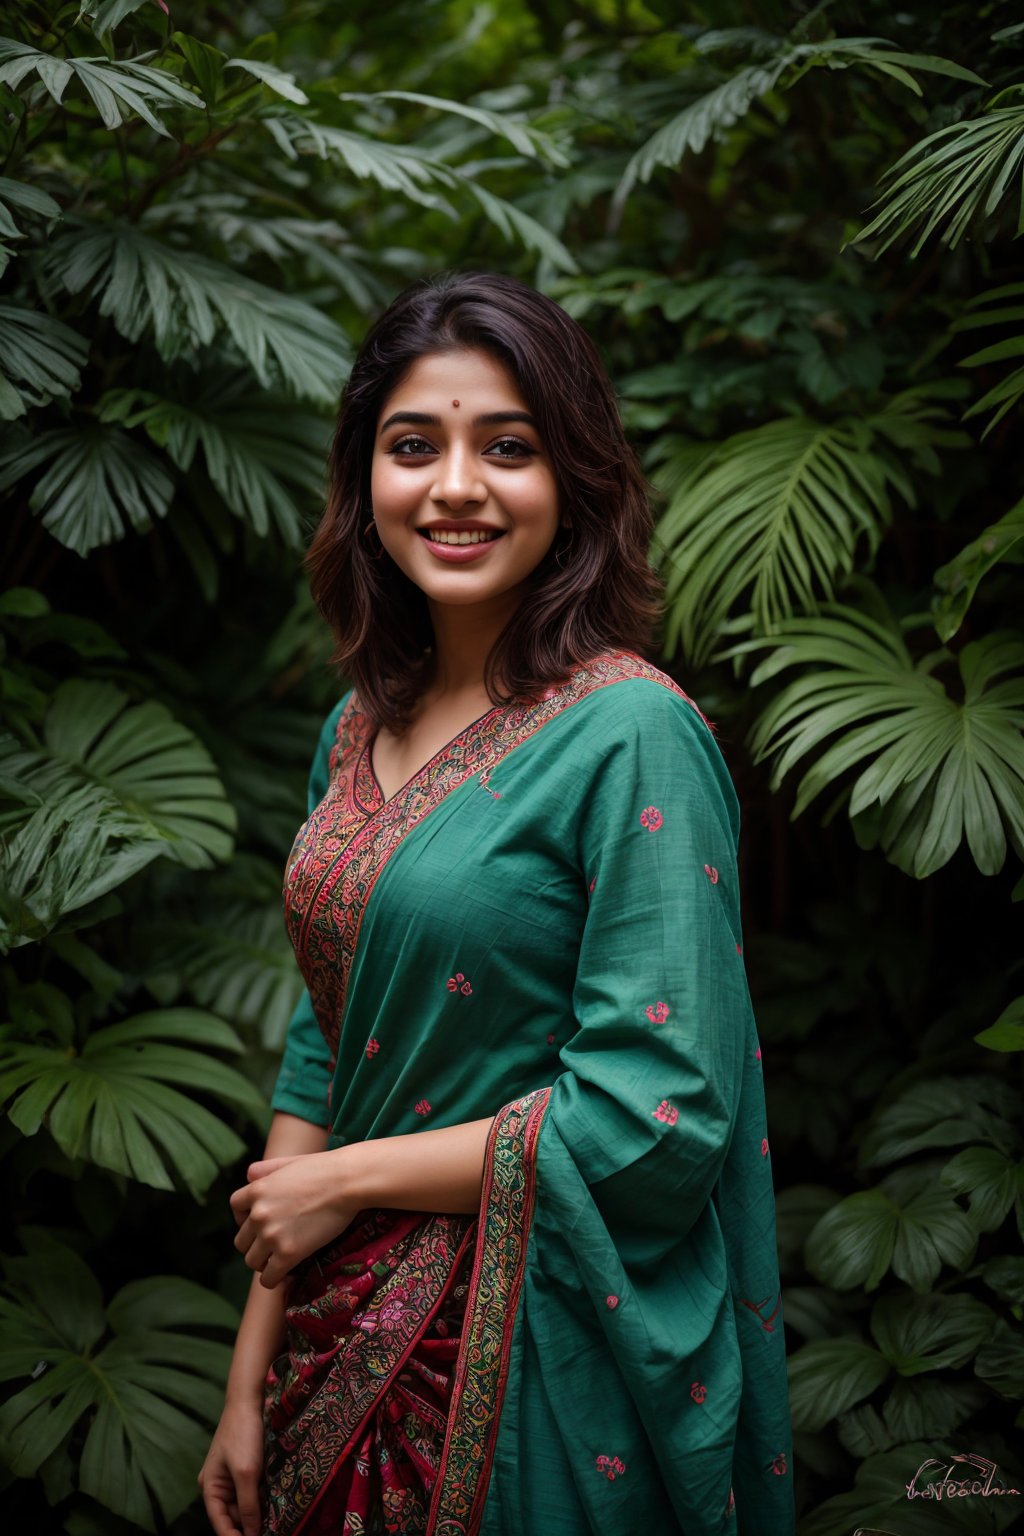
[235,1222,273,1276]
[229,1182,254,1225]
[247,1155,292,1181]
[201,1474,243,1536]
[258,1253,289,1290]
[238,1482,263,1536]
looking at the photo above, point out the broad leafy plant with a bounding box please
[0,2,1021,1533]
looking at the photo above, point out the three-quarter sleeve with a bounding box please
[547,683,751,1264]
[498,681,791,1535]
[269,694,349,1127]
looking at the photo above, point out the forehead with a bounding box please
[380,348,527,413]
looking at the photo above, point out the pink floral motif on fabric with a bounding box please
[446,972,472,996]
[690,1382,707,1404]
[704,863,719,884]
[605,1294,619,1309]
[365,1038,380,1060]
[761,1137,769,1157]
[645,1001,670,1024]
[639,806,663,832]
[725,1487,736,1517]
[770,1452,788,1477]
[755,1045,762,1063]
[595,1455,626,1481]
[653,1099,679,1126]
[546,1033,556,1046]
[414,1099,431,1117]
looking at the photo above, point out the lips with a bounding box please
[418,527,505,564]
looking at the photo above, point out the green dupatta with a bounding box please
[273,653,794,1535]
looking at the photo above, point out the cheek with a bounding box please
[370,460,416,517]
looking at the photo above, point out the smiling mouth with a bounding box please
[420,529,505,545]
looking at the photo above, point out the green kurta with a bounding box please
[273,652,793,1535]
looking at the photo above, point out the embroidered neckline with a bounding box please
[285,650,701,1053]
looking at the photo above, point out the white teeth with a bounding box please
[427,529,500,545]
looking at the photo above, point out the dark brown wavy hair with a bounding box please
[306,270,662,730]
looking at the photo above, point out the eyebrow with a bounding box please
[378,409,538,435]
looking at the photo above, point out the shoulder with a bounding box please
[565,657,739,826]
[568,652,715,744]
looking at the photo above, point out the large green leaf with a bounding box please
[787,1335,890,1431]
[0,1233,237,1531]
[952,284,1024,435]
[855,105,1024,257]
[99,375,327,544]
[942,1147,1024,1237]
[0,39,202,135]
[655,393,959,665]
[0,303,86,421]
[0,1007,264,1196]
[976,996,1024,1054]
[933,500,1024,640]
[882,1378,989,1442]
[0,422,175,553]
[143,905,304,1047]
[806,1180,977,1294]
[618,35,984,206]
[975,1319,1024,1398]
[860,1077,1020,1165]
[340,89,570,167]
[799,1442,1021,1535]
[871,1291,997,1375]
[738,607,1024,877]
[44,224,351,404]
[261,112,577,272]
[0,679,236,946]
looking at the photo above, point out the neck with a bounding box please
[425,592,521,698]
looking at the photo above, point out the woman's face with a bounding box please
[370,348,562,611]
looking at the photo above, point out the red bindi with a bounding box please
[452,399,460,407]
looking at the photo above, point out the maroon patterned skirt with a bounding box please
[262,1209,476,1536]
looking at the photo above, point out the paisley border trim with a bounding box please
[427,1086,551,1536]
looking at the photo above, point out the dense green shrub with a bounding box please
[1,3,1021,1531]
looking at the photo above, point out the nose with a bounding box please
[430,443,486,511]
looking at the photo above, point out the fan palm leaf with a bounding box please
[733,605,1024,877]
[0,1006,264,1195]
[43,224,350,403]
[0,303,88,420]
[262,112,577,271]
[0,1234,238,1530]
[0,679,236,947]
[617,37,984,207]
[854,106,1024,257]
[0,421,174,552]
[99,377,327,544]
[0,39,202,136]
[654,392,958,665]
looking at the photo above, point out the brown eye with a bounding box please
[486,436,535,459]
[389,436,435,455]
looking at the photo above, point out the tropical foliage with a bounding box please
[0,2,1021,1532]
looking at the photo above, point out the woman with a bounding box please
[199,272,793,1536]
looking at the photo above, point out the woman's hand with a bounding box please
[198,1394,265,1536]
[230,1149,359,1288]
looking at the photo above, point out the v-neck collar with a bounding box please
[364,702,503,811]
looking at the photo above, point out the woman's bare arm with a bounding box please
[199,1112,328,1536]
[232,1116,493,1289]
